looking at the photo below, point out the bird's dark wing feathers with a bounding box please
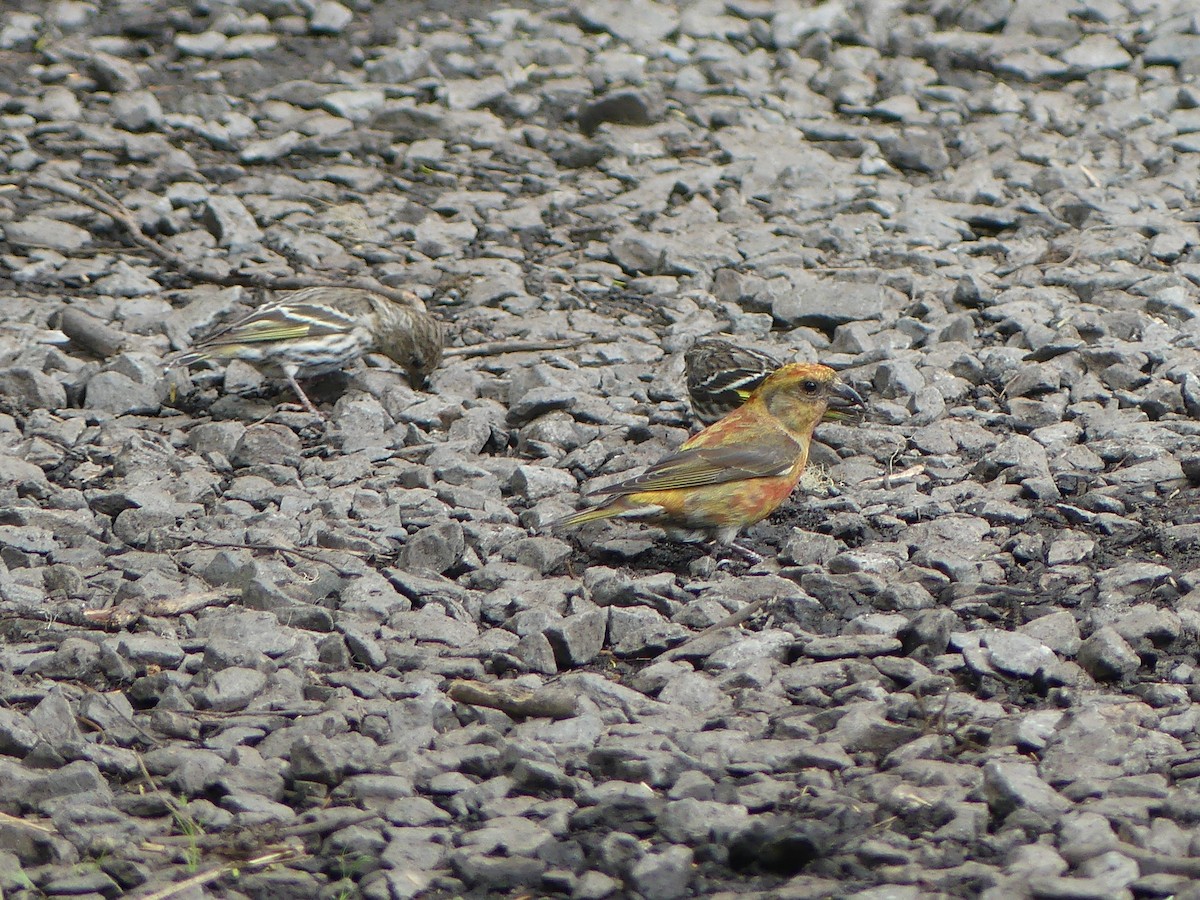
[689,368,770,398]
[198,300,357,346]
[590,433,800,496]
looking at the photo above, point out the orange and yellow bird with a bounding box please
[554,363,864,558]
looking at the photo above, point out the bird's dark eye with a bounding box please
[802,380,819,394]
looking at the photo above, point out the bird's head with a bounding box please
[753,363,865,432]
[403,334,444,389]
[378,326,444,389]
[374,300,445,391]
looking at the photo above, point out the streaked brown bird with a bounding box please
[685,338,782,426]
[554,363,864,559]
[170,286,443,416]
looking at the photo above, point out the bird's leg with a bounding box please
[284,368,325,419]
[251,370,326,426]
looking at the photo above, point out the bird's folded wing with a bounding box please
[201,301,355,345]
[591,433,800,495]
[691,368,771,399]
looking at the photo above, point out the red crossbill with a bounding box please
[555,363,864,556]
[171,286,443,416]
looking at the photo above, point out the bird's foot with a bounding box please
[281,400,325,419]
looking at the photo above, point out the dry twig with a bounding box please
[30,173,421,306]
[660,597,773,660]
[82,589,238,628]
[135,847,305,900]
[0,810,56,835]
[183,536,370,576]
[444,337,593,358]
[857,464,926,491]
[448,679,578,719]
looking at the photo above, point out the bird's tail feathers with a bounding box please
[550,506,617,530]
[550,500,660,530]
[166,349,206,370]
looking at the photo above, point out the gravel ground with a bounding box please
[2,0,1200,898]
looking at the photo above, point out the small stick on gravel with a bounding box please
[82,588,238,628]
[659,596,773,660]
[1078,163,1101,188]
[267,809,380,840]
[1037,224,1109,270]
[183,537,370,576]
[447,679,578,720]
[152,809,379,849]
[29,173,421,306]
[0,600,107,630]
[188,708,319,720]
[34,172,207,281]
[136,846,305,900]
[857,464,926,491]
[443,337,596,358]
[0,810,56,835]
[78,685,163,748]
